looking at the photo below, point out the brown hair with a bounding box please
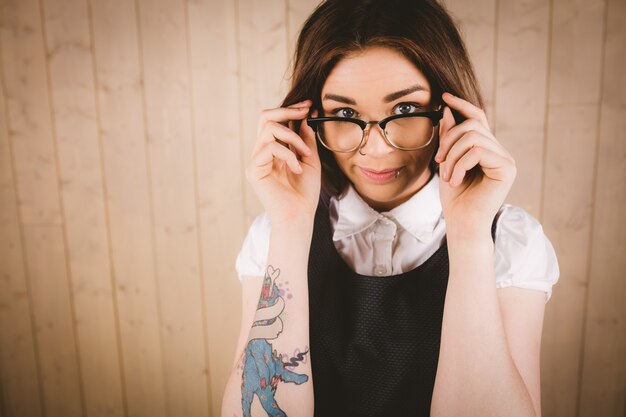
[282,0,484,199]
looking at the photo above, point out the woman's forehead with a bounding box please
[321,47,431,103]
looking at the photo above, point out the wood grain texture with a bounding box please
[578,0,626,414]
[88,0,168,415]
[0,0,83,415]
[0,31,43,417]
[135,0,210,414]
[41,0,125,414]
[185,0,245,415]
[494,0,550,217]
[443,0,497,123]
[22,225,83,417]
[541,0,607,416]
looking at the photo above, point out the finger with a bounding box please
[299,109,319,166]
[251,141,303,180]
[258,121,312,158]
[447,145,516,187]
[438,105,455,143]
[441,92,490,130]
[287,99,313,108]
[440,132,509,182]
[438,130,506,176]
[436,118,497,163]
[256,102,312,138]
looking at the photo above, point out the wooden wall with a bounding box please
[0,0,623,416]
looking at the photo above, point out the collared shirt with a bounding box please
[236,172,560,302]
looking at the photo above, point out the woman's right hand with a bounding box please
[245,99,321,224]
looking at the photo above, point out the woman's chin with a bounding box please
[349,166,432,211]
[352,181,407,210]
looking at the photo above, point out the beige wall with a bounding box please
[0,0,624,416]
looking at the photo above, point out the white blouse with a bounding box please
[236,172,560,302]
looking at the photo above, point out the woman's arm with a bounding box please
[222,218,315,417]
[432,92,541,416]
[430,226,538,417]
[224,96,320,417]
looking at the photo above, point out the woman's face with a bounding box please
[320,46,438,212]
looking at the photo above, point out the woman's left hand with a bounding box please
[435,92,517,236]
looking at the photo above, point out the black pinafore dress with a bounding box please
[307,192,497,417]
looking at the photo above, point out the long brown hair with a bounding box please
[282,0,484,199]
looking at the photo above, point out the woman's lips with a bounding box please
[359,167,403,183]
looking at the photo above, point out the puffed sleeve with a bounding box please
[493,204,560,303]
[235,211,271,282]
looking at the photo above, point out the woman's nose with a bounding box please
[358,124,395,155]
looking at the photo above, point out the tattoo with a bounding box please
[282,348,309,368]
[241,265,309,417]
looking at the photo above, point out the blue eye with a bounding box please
[394,102,422,114]
[332,108,358,118]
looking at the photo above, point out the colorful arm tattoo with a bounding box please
[240,265,309,417]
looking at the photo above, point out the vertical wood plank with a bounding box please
[578,0,626,414]
[0,0,61,226]
[135,0,211,414]
[0,39,44,417]
[40,0,126,414]
[0,0,83,415]
[88,0,169,415]
[22,226,83,417]
[185,0,244,414]
[442,0,497,124]
[540,0,606,415]
[493,0,550,216]
[237,0,290,225]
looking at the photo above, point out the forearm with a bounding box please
[430,228,535,417]
[222,220,315,417]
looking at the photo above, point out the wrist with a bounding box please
[446,231,495,277]
[268,212,315,229]
[446,224,493,243]
[444,213,495,239]
[271,216,315,238]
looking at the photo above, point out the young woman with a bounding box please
[222,1,559,416]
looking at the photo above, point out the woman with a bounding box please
[222,0,559,416]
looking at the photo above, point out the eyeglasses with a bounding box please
[306,105,445,153]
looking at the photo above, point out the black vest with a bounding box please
[307,192,497,417]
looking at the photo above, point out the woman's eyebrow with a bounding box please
[322,93,357,105]
[384,84,429,102]
[322,84,429,105]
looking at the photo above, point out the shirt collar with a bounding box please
[330,172,443,242]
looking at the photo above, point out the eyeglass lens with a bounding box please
[317,116,434,152]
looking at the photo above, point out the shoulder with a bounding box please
[493,204,561,303]
[234,212,272,282]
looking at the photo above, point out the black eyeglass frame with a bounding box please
[306,105,445,153]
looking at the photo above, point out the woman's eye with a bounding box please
[394,103,422,114]
[333,108,358,118]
